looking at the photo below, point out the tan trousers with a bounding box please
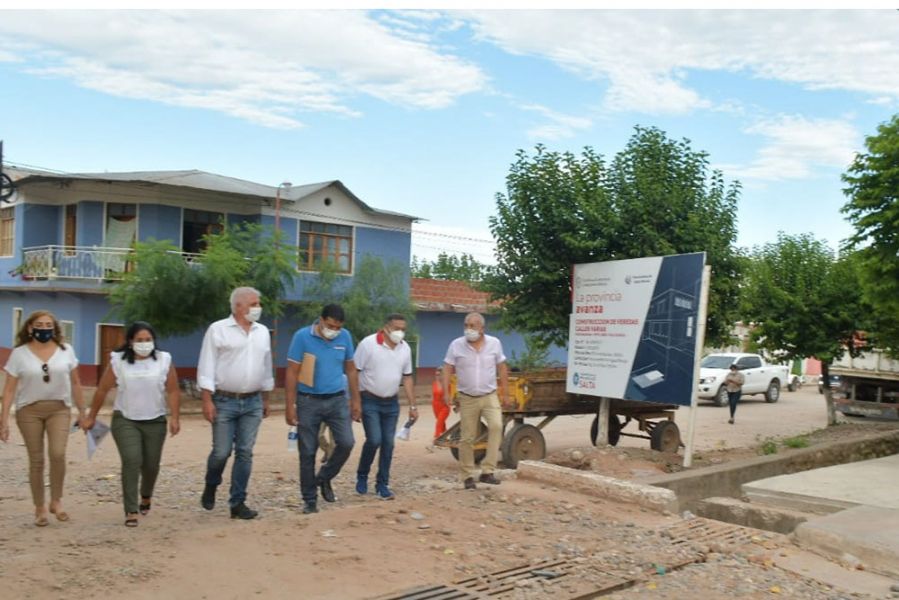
[15,400,71,507]
[458,391,502,480]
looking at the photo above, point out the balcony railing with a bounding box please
[18,245,202,282]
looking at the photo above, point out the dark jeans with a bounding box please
[296,393,355,504]
[204,393,263,507]
[111,411,167,515]
[728,391,741,418]
[356,393,400,488]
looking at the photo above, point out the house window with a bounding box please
[64,204,77,255]
[298,221,353,273]
[0,206,14,257]
[106,203,137,249]
[60,320,75,347]
[183,209,224,254]
[12,307,22,344]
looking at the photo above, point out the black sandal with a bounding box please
[139,498,151,515]
[125,516,139,527]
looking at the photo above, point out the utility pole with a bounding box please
[273,181,292,389]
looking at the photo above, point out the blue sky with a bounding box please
[1,9,898,263]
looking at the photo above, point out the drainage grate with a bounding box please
[662,517,786,551]
[370,584,489,600]
[454,558,632,597]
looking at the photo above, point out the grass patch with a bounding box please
[759,437,778,455]
[783,435,810,449]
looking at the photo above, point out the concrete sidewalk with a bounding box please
[742,453,899,578]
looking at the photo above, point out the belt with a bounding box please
[362,391,398,401]
[215,390,260,400]
[458,390,495,397]
[301,391,344,400]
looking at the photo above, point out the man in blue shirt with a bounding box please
[285,304,361,514]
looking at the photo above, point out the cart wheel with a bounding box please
[590,413,622,446]
[650,421,680,453]
[501,423,546,469]
[449,420,487,464]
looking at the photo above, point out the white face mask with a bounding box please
[246,306,263,322]
[321,326,340,340]
[387,329,405,344]
[464,328,481,343]
[133,341,155,357]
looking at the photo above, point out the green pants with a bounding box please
[110,411,167,515]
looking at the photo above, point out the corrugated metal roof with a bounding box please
[6,166,418,221]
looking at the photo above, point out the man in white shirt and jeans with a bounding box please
[353,313,418,500]
[197,287,273,520]
[442,312,509,490]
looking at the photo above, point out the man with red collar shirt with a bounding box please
[353,313,417,500]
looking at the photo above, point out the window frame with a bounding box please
[0,206,15,257]
[296,220,354,274]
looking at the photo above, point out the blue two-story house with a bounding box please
[0,167,415,384]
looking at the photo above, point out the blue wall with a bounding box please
[415,312,568,368]
[139,204,182,244]
[78,202,104,247]
[22,205,60,247]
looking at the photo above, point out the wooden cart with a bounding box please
[434,370,682,468]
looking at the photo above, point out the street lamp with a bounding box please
[274,181,292,232]
[273,181,291,391]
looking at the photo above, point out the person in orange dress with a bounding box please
[431,367,449,439]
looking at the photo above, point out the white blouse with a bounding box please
[110,350,172,420]
[3,344,79,409]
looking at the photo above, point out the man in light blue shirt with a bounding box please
[285,304,361,514]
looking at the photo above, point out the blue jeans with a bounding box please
[728,391,741,418]
[356,394,400,488]
[204,393,263,507]
[296,393,355,504]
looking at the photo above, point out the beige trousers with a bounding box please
[15,400,71,507]
[458,391,502,480]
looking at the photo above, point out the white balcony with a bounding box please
[19,245,202,282]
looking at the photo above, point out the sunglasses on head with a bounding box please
[42,363,50,383]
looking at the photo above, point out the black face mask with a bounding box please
[32,328,54,344]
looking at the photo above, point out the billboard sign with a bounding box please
[566,252,706,406]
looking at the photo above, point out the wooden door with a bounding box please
[99,324,125,379]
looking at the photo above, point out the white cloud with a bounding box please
[521,103,592,140]
[0,10,487,129]
[720,115,860,181]
[464,10,899,115]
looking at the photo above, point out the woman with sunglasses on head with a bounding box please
[81,321,180,527]
[0,310,85,527]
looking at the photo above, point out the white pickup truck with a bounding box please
[697,353,790,406]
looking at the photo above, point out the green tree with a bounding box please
[483,126,742,349]
[841,113,899,351]
[741,233,868,424]
[411,252,490,282]
[290,256,416,344]
[109,223,296,337]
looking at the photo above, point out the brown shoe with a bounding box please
[463,477,477,490]
[479,473,501,485]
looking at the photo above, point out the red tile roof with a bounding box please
[410,277,499,313]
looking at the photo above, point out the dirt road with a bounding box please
[0,385,889,599]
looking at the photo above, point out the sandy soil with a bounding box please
[1,385,896,599]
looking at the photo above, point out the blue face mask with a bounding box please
[32,328,54,343]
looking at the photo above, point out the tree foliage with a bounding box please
[411,252,491,282]
[290,255,417,345]
[740,233,869,424]
[108,222,296,337]
[483,126,742,349]
[841,113,899,351]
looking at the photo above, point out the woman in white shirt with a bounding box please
[0,310,85,527]
[82,321,180,527]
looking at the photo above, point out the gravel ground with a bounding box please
[1,404,897,599]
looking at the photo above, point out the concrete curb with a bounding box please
[695,496,812,534]
[516,460,679,514]
[644,430,899,512]
[793,505,899,579]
